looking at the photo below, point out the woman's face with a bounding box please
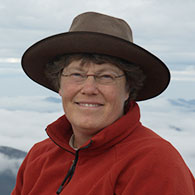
[59,60,129,136]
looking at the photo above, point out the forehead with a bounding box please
[65,60,123,73]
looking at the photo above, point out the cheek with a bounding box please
[59,85,75,107]
[104,87,128,107]
[60,82,77,97]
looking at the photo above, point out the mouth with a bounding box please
[75,102,104,108]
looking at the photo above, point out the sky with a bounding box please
[0,0,195,175]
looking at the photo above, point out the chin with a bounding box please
[75,121,104,133]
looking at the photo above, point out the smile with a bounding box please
[76,102,103,107]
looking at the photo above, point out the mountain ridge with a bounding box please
[0,146,26,195]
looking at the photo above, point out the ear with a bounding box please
[58,88,62,96]
[124,90,130,102]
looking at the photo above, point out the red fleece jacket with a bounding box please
[12,102,195,195]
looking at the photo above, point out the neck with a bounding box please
[72,131,93,148]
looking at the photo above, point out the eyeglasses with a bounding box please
[61,72,125,85]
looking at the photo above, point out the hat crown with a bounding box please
[69,12,133,42]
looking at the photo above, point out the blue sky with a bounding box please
[0,0,195,174]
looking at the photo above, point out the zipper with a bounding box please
[56,140,93,194]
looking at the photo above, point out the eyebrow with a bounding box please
[65,64,122,74]
[94,69,119,75]
[63,67,84,72]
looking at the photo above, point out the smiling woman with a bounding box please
[12,12,195,195]
[58,59,130,148]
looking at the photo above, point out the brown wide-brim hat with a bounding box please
[22,12,170,101]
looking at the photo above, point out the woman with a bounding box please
[12,12,195,195]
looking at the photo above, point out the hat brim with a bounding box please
[22,31,170,101]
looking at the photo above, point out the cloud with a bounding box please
[0,0,195,65]
[0,108,63,151]
[0,153,23,175]
[0,96,62,112]
[0,96,63,151]
[0,67,22,75]
[168,98,195,112]
[170,66,195,81]
[0,58,20,63]
[139,97,195,133]
[0,59,22,76]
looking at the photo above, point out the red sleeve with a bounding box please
[114,140,195,195]
[11,146,33,195]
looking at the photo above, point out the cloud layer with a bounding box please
[0,96,63,151]
[171,66,195,81]
[0,153,23,175]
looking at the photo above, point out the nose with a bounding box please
[80,76,99,95]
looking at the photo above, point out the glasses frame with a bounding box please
[61,72,125,85]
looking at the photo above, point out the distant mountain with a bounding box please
[169,125,182,132]
[0,170,17,195]
[0,146,26,159]
[0,146,26,195]
[44,96,61,103]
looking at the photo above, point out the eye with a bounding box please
[99,74,114,80]
[70,73,84,78]
[97,74,115,83]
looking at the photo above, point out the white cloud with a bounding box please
[0,153,23,175]
[171,66,195,82]
[0,96,63,151]
[0,96,62,112]
[0,0,195,65]
[0,108,63,151]
[0,67,22,75]
[170,65,195,81]
[0,58,20,63]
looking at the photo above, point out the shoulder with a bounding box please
[113,128,195,194]
[25,138,59,162]
[115,125,188,171]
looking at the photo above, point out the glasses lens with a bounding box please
[70,73,85,82]
[97,74,114,84]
